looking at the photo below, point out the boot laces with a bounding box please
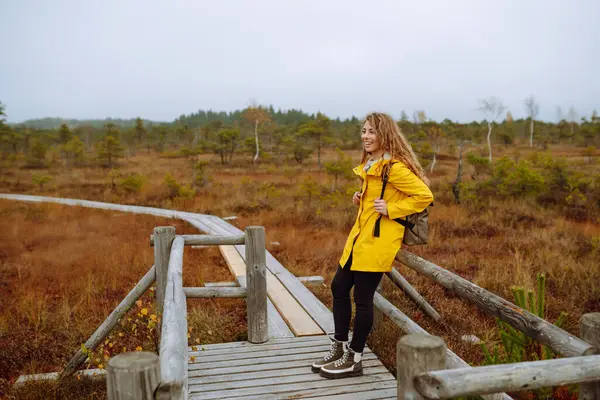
[325,340,339,361]
[334,349,350,367]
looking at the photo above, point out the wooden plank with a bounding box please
[188,352,379,372]
[190,344,332,364]
[193,380,397,400]
[219,244,294,339]
[219,245,247,278]
[298,276,325,287]
[397,250,594,357]
[187,354,380,378]
[188,360,384,386]
[221,245,323,337]
[189,372,395,399]
[266,272,323,336]
[189,338,363,356]
[190,367,391,393]
[214,220,333,334]
[187,335,328,352]
[308,387,398,400]
[184,287,246,298]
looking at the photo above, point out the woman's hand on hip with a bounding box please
[374,199,388,216]
[353,191,362,205]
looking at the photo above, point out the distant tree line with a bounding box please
[0,99,598,172]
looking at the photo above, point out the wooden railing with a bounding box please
[68,225,269,400]
[383,250,600,399]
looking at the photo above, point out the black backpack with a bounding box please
[373,162,431,245]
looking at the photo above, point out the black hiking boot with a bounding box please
[311,336,346,373]
[319,346,363,379]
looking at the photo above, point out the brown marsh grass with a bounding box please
[1,144,599,399]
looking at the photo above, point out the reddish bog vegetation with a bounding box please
[1,145,599,399]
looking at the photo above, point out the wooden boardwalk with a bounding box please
[188,336,396,400]
[1,195,396,399]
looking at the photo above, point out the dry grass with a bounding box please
[0,144,598,399]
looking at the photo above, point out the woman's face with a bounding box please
[361,120,382,156]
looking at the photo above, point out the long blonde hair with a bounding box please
[361,112,430,186]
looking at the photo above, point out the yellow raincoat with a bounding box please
[339,158,434,272]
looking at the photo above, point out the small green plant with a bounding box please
[481,273,570,399]
[31,173,52,190]
[118,173,146,194]
[164,174,196,199]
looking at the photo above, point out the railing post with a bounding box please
[580,313,600,400]
[107,352,160,400]
[397,333,446,400]
[154,226,176,340]
[245,226,268,344]
[373,280,383,330]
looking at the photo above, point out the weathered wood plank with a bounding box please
[107,352,160,400]
[60,265,156,378]
[190,344,331,363]
[189,337,364,356]
[188,359,384,385]
[386,267,441,321]
[416,354,600,399]
[397,250,594,357]
[189,371,395,399]
[187,354,380,378]
[219,245,294,339]
[374,293,512,400]
[266,272,323,336]
[307,387,398,400]
[191,367,390,393]
[184,287,247,298]
[193,380,396,400]
[298,276,325,287]
[188,352,378,372]
[187,335,328,352]
[156,236,187,399]
[150,234,245,247]
[210,217,335,334]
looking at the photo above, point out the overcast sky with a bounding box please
[1,0,598,123]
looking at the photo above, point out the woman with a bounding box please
[312,112,433,379]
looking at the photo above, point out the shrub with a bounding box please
[164,174,196,199]
[118,173,146,194]
[31,173,52,190]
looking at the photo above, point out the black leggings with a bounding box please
[331,262,383,353]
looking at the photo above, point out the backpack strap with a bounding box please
[373,162,416,237]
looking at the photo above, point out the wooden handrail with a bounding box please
[397,250,594,357]
[150,234,245,246]
[156,236,187,399]
[414,354,600,399]
[183,287,247,298]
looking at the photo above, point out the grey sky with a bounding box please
[1,0,598,123]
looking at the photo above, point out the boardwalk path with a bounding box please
[1,194,396,399]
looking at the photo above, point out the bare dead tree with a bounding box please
[524,95,540,147]
[477,97,506,163]
[568,106,578,139]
